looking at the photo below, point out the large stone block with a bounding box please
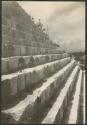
[41,48,45,54]
[2,44,14,57]
[23,56,30,67]
[2,37,6,55]
[2,16,7,25]
[27,46,34,55]
[10,76,18,95]
[13,45,21,56]
[1,76,18,101]
[59,105,63,121]
[25,72,32,88]
[25,71,39,88]
[1,79,11,105]
[20,45,26,56]
[17,74,25,91]
[46,86,51,100]
[68,70,82,124]
[2,34,9,45]
[30,71,40,85]
[34,47,38,54]
[38,68,45,80]
[25,32,33,41]
[41,91,46,104]
[8,57,18,72]
[40,56,46,63]
[1,59,8,74]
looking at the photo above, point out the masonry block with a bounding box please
[40,56,46,63]
[46,86,51,100]
[1,59,8,74]
[8,57,18,72]
[38,68,45,80]
[34,47,38,54]
[25,32,33,41]
[3,44,15,57]
[2,75,18,99]
[10,76,18,95]
[27,46,34,55]
[41,91,46,104]
[25,72,32,88]
[20,45,26,56]
[13,45,21,56]
[26,71,39,88]
[31,71,40,85]
[23,56,30,67]
[1,44,5,57]
[59,105,63,121]
[17,74,25,91]
[1,79,11,105]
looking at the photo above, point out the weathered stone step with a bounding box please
[72,70,85,124]
[75,70,85,124]
[1,58,71,106]
[83,72,85,124]
[27,62,76,124]
[61,69,82,123]
[1,53,69,74]
[67,70,82,124]
[41,65,80,124]
[2,43,64,57]
[1,60,76,123]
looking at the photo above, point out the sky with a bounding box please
[18,1,85,52]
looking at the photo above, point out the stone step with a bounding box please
[67,70,82,124]
[83,72,85,124]
[1,53,69,75]
[41,65,80,124]
[2,43,63,57]
[1,57,71,106]
[1,60,76,123]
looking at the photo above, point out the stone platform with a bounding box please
[1,1,85,124]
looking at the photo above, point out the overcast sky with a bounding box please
[18,1,85,52]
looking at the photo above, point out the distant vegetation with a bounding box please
[69,51,85,70]
[69,51,85,65]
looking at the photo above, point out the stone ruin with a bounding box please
[1,1,85,124]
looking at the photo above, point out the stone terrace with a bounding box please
[1,1,85,124]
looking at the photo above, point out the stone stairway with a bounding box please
[1,1,85,124]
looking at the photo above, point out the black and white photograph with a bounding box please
[1,1,85,124]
